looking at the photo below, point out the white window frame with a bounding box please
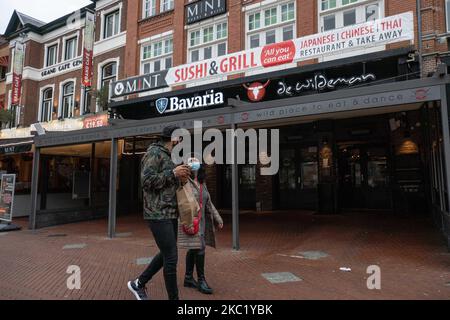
[140,35,174,75]
[245,1,296,50]
[44,40,60,68]
[318,0,384,31]
[100,3,123,41]
[58,78,77,119]
[61,32,80,62]
[143,0,156,19]
[97,58,120,112]
[187,17,228,63]
[317,0,385,61]
[160,0,174,13]
[38,84,55,122]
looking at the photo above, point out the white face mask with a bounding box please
[187,158,201,172]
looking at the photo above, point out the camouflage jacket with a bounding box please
[141,142,178,220]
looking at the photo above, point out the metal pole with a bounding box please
[108,138,118,238]
[29,146,40,230]
[439,85,450,249]
[416,0,423,77]
[439,87,450,204]
[231,123,240,250]
[89,143,96,207]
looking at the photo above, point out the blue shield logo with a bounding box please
[156,98,169,114]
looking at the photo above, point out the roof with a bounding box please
[4,2,95,39]
[16,11,46,28]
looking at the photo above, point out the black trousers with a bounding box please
[139,219,179,300]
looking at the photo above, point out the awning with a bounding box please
[0,139,33,155]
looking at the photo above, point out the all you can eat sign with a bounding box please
[165,12,414,86]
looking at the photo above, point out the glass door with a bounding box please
[278,145,319,210]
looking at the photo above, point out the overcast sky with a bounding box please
[0,0,92,34]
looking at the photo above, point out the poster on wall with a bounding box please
[82,10,95,87]
[165,12,414,86]
[0,174,16,222]
[11,42,25,106]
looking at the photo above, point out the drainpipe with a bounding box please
[416,0,424,77]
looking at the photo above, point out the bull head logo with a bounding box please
[243,80,270,102]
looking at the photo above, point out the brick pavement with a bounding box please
[0,211,449,300]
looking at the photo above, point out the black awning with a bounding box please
[0,140,33,155]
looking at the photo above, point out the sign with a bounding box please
[11,42,25,106]
[111,70,168,98]
[0,143,32,155]
[0,174,15,222]
[41,58,82,78]
[83,114,109,129]
[277,73,376,97]
[82,11,95,87]
[166,12,414,86]
[155,90,224,114]
[243,81,270,102]
[186,0,227,24]
[235,86,441,125]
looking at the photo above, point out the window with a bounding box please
[143,0,156,18]
[264,8,277,26]
[281,3,295,22]
[61,82,74,119]
[40,88,53,122]
[246,2,296,49]
[161,0,174,12]
[64,37,77,61]
[319,0,382,32]
[46,44,58,67]
[343,9,356,26]
[101,62,117,89]
[141,37,173,74]
[82,88,93,115]
[104,10,120,39]
[0,66,6,81]
[321,0,337,11]
[323,15,336,31]
[188,22,228,62]
[249,13,261,31]
[283,25,294,41]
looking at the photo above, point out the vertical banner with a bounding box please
[11,42,25,106]
[0,174,16,222]
[82,11,95,87]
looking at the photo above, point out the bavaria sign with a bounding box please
[155,90,224,114]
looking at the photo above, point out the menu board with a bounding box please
[0,174,16,222]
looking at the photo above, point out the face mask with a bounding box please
[190,161,201,172]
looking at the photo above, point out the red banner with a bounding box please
[83,114,108,129]
[82,11,95,87]
[11,42,25,106]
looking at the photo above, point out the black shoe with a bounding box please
[198,278,213,295]
[184,275,198,288]
[127,279,149,300]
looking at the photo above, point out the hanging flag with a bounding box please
[82,11,95,87]
[11,42,25,106]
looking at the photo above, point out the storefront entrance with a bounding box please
[338,144,391,210]
[278,145,319,210]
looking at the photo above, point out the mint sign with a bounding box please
[185,0,227,25]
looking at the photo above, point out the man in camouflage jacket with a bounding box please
[128,125,191,300]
